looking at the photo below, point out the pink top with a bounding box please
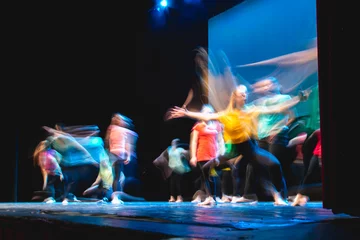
[312,129,321,157]
[108,125,138,159]
[39,149,62,176]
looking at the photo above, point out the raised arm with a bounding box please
[259,90,310,114]
[168,106,222,122]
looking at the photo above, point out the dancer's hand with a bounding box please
[124,158,131,165]
[190,157,197,167]
[298,88,312,101]
[168,106,187,120]
[60,174,64,181]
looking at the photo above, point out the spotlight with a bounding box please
[160,0,167,7]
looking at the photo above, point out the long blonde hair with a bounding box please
[33,140,51,166]
[225,85,248,113]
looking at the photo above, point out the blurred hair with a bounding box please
[33,140,51,166]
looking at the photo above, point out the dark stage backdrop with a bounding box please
[11,2,209,202]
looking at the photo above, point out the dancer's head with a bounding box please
[200,104,215,114]
[171,138,180,148]
[33,139,52,166]
[252,77,281,94]
[226,85,248,111]
[111,113,133,128]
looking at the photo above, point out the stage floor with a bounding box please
[0,201,359,239]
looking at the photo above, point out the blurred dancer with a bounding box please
[168,138,191,202]
[249,77,295,193]
[33,139,66,203]
[189,104,224,205]
[291,129,322,206]
[105,113,138,193]
[43,126,98,201]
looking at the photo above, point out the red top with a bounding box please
[192,121,222,161]
[312,129,321,157]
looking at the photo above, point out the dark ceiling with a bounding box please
[138,0,245,30]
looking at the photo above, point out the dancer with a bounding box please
[291,129,322,206]
[105,113,138,193]
[168,138,191,202]
[250,77,296,192]
[43,126,98,201]
[189,104,224,205]
[33,139,66,203]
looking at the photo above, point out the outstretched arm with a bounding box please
[167,106,222,122]
[259,90,311,114]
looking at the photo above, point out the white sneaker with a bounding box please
[191,196,201,203]
[62,199,69,205]
[111,197,124,205]
[231,196,241,203]
[215,197,224,203]
[198,196,216,206]
[44,197,56,204]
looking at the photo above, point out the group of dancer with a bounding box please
[157,44,321,207]
[33,113,139,204]
[32,41,322,207]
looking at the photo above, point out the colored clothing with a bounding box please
[312,129,321,157]
[306,84,320,131]
[192,121,222,161]
[168,147,190,174]
[254,94,292,139]
[218,109,259,144]
[39,149,62,176]
[108,125,138,159]
[99,149,113,190]
[108,125,128,158]
[50,136,96,167]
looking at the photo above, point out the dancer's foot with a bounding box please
[191,196,201,203]
[175,195,183,203]
[230,196,241,203]
[169,196,176,202]
[44,197,56,204]
[221,195,232,203]
[97,197,109,204]
[231,196,256,203]
[273,192,288,206]
[198,196,215,206]
[291,194,309,206]
[215,197,224,203]
[111,196,124,205]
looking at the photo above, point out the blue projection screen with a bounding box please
[208,0,318,119]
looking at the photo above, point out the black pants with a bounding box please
[298,155,321,194]
[219,140,286,198]
[257,139,289,197]
[197,161,220,198]
[169,172,183,197]
[62,164,98,198]
[44,174,65,201]
[113,159,125,192]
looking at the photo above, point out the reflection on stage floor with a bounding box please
[0,201,359,239]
